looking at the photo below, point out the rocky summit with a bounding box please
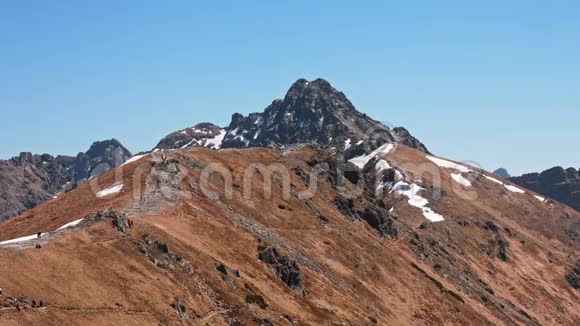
[0,139,131,222]
[155,78,429,154]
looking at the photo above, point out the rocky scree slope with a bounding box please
[155,78,429,154]
[0,145,577,324]
[0,139,131,222]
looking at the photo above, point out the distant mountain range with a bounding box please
[0,139,131,221]
[509,166,580,212]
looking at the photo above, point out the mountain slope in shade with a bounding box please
[494,168,511,178]
[510,166,580,212]
[0,139,132,222]
[0,144,577,324]
[155,78,429,154]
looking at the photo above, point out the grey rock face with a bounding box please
[221,79,429,154]
[0,153,71,221]
[156,78,429,154]
[0,139,132,222]
[63,139,132,180]
[510,166,580,212]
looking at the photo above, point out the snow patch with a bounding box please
[56,218,84,230]
[504,184,525,193]
[483,175,504,185]
[375,159,390,173]
[426,156,472,173]
[451,173,472,187]
[0,233,48,245]
[534,195,546,202]
[122,154,146,166]
[181,138,198,149]
[348,143,394,169]
[96,183,124,198]
[344,138,351,150]
[205,129,227,149]
[392,181,445,222]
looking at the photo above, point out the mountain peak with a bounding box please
[155,78,429,154]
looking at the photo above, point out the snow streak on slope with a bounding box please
[483,175,504,185]
[348,143,394,169]
[534,195,546,202]
[0,233,47,245]
[426,156,472,173]
[344,138,352,150]
[504,184,525,193]
[56,218,84,230]
[96,184,124,198]
[451,173,472,187]
[483,174,535,197]
[121,154,147,166]
[205,129,227,149]
[392,181,445,222]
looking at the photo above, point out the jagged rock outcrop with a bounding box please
[257,244,304,295]
[155,78,429,155]
[0,139,131,222]
[510,166,580,211]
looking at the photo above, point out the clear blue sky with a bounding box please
[1,1,578,175]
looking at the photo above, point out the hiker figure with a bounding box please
[35,244,42,249]
[161,152,167,163]
[37,232,41,238]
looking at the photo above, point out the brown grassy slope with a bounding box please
[0,146,577,325]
